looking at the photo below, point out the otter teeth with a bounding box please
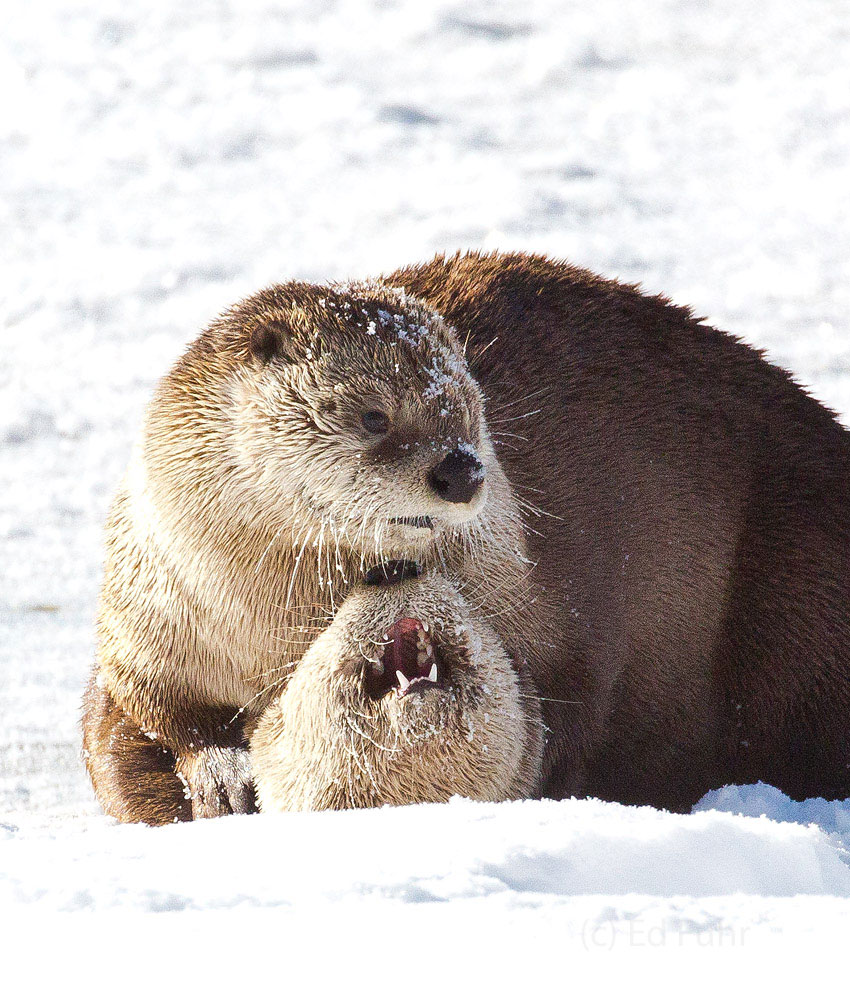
[371,620,440,697]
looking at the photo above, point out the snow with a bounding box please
[5,794,850,910]
[4,0,850,986]
[4,794,850,988]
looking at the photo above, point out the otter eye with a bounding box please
[361,410,390,434]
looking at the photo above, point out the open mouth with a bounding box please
[388,516,434,530]
[363,616,446,699]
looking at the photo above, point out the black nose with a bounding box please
[428,448,485,505]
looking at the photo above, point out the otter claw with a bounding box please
[180,746,256,819]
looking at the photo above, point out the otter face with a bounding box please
[228,282,497,561]
[250,573,543,811]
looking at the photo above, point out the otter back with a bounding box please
[387,250,850,810]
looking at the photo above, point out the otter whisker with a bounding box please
[464,573,539,617]
[254,521,288,574]
[337,731,374,782]
[230,666,297,722]
[489,408,543,425]
[470,594,540,623]
[264,635,325,649]
[344,717,402,755]
[467,334,499,365]
[268,604,335,619]
[513,494,564,522]
[517,694,584,707]
[485,386,549,415]
[348,704,383,725]
[281,525,314,624]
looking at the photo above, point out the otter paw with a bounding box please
[178,747,256,819]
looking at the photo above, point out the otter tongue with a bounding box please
[383,617,429,684]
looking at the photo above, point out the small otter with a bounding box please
[83,280,527,824]
[251,567,543,811]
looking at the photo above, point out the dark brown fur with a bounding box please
[386,251,850,810]
[82,678,192,825]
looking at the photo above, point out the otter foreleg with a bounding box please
[81,672,257,824]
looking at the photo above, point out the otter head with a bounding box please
[226,281,497,562]
[250,569,543,811]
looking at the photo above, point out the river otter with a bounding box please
[251,565,543,811]
[82,280,527,824]
[386,251,850,810]
[84,251,850,822]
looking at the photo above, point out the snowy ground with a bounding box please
[3,0,850,984]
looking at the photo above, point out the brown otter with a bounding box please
[386,251,850,811]
[251,567,543,811]
[83,280,528,824]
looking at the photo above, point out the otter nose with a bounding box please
[428,448,484,505]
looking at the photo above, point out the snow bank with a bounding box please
[696,781,850,841]
[3,796,849,911]
[4,795,850,992]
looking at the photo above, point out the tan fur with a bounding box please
[85,279,531,823]
[251,573,543,811]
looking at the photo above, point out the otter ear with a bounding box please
[248,317,298,366]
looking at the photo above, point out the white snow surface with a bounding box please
[4,0,850,984]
